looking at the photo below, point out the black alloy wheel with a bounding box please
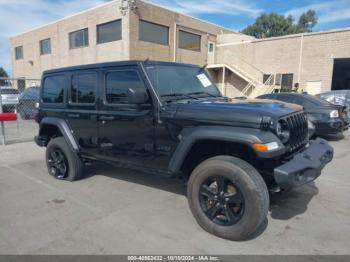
[47,148,68,179]
[199,175,244,226]
[187,155,269,240]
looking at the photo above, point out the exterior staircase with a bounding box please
[207,60,278,98]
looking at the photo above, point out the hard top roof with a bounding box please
[43,60,201,75]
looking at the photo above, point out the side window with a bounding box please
[42,75,66,103]
[71,73,97,104]
[105,70,145,105]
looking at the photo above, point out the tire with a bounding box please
[187,155,269,241]
[46,137,84,181]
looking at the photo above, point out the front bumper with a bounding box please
[315,119,347,135]
[274,138,333,189]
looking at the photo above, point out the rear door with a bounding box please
[66,70,99,156]
[97,66,155,166]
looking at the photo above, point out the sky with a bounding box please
[1,0,350,75]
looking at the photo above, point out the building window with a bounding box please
[70,73,97,104]
[263,74,274,85]
[17,79,26,92]
[97,20,122,44]
[209,43,214,53]
[15,46,23,60]
[179,30,201,52]
[69,28,89,49]
[40,38,51,55]
[139,20,169,46]
[42,75,67,104]
[105,70,145,104]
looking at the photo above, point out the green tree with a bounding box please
[242,9,318,38]
[297,10,318,33]
[0,67,9,86]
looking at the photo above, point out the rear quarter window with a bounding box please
[42,75,67,104]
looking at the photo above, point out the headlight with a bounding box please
[330,110,339,118]
[253,142,280,152]
[276,119,290,143]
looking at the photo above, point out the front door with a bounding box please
[97,67,155,167]
[281,74,294,92]
[207,41,216,64]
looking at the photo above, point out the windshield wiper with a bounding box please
[188,91,220,98]
[161,93,198,102]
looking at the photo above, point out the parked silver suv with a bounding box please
[0,86,19,112]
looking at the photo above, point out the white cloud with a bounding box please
[149,0,263,18]
[286,0,350,24]
[0,0,110,74]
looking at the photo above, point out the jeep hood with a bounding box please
[171,98,302,128]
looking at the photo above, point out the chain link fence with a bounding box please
[0,77,41,145]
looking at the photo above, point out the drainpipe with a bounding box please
[173,22,177,62]
[222,67,226,96]
[297,34,304,83]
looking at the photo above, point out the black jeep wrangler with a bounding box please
[35,61,333,240]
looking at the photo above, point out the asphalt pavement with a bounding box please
[0,131,349,254]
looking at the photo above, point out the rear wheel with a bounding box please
[187,156,269,241]
[46,137,84,181]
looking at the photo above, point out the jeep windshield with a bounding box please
[144,64,221,102]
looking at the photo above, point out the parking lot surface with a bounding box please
[0,131,350,255]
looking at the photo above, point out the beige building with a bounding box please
[10,0,234,88]
[209,28,350,97]
[10,0,350,97]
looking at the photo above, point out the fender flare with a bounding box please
[39,117,79,152]
[168,126,284,173]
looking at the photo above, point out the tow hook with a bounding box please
[269,184,282,194]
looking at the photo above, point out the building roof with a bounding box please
[252,27,350,43]
[218,27,350,47]
[141,0,237,34]
[11,0,236,38]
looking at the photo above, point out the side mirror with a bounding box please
[127,88,149,104]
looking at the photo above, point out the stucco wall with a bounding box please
[129,0,234,65]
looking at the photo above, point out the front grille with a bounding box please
[283,112,308,152]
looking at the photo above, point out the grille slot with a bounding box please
[282,112,308,152]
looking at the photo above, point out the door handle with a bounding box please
[68,114,80,118]
[100,116,115,121]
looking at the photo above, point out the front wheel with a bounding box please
[187,156,269,241]
[46,137,84,181]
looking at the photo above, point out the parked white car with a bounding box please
[0,86,19,112]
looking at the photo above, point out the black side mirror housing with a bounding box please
[127,88,149,104]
